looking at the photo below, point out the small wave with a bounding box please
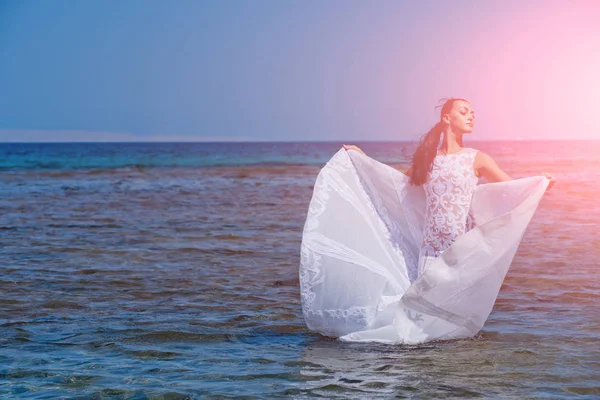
[0,370,60,379]
[126,349,182,359]
[127,330,246,343]
[40,300,87,310]
[0,299,22,305]
[271,279,299,287]
[94,388,193,399]
[255,324,307,334]
[47,223,122,230]
[562,387,600,395]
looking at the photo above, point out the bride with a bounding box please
[300,98,554,344]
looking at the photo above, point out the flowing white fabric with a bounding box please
[299,148,549,344]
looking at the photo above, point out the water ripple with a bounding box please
[1,141,599,398]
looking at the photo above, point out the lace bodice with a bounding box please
[420,148,479,258]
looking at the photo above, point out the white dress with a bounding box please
[299,148,549,344]
[418,148,479,276]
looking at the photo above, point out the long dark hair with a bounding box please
[409,98,466,186]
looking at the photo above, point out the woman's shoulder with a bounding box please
[468,148,492,158]
[465,147,485,159]
[472,150,499,169]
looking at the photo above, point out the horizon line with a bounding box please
[0,138,598,144]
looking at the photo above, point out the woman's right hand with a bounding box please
[542,172,555,190]
[343,144,365,155]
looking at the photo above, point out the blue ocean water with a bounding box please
[1,141,599,399]
[0,142,416,170]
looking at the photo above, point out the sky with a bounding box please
[0,0,598,142]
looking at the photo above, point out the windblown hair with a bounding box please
[409,98,467,186]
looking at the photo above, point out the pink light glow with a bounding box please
[365,1,600,141]
[456,1,600,140]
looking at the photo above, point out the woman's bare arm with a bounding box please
[474,151,555,189]
[474,152,512,182]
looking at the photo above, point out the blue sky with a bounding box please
[0,0,598,141]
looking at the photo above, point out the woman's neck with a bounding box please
[439,129,463,153]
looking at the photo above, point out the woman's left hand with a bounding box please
[343,144,366,155]
[542,172,555,190]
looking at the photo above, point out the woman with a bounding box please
[343,98,554,277]
[299,98,554,344]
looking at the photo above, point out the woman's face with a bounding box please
[443,100,475,134]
